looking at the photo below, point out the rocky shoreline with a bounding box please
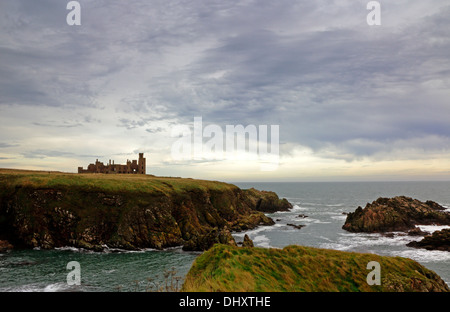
[343,196,450,252]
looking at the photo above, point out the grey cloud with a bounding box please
[32,121,82,128]
[21,150,75,159]
[21,149,103,159]
[141,4,450,161]
[1,0,450,167]
[0,143,19,148]
[145,127,164,133]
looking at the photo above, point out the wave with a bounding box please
[252,235,272,248]
[395,249,450,263]
[0,282,76,293]
[321,232,415,251]
[417,225,450,233]
[331,215,347,221]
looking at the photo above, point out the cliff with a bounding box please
[0,169,290,252]
[342,196,450,233]
[182,244,450,292]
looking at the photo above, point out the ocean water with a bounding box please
[233,181,450,287]
[1,181,449,291]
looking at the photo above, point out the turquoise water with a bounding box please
[1,181,449,291]
[0,247,199,292]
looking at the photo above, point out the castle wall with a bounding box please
[78,154,147,174]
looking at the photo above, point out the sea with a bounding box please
[1,181,449,292]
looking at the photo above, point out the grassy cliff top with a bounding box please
[0,168,236,195]
[182,244,450,292]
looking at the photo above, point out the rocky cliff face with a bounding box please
[0,173,290,252]
[342,196,450,233]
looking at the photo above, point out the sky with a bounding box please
[1,0,450,182]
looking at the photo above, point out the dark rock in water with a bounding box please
[342,196,450,233]
[297,214,308,218]
[10,260,37,267]
[242,234,254,248]
[407,227,430,236]
[287,223,305,230]
[407,229,450,252]
[0,240,13,252]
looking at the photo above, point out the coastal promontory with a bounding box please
[0,169,290,252]
[182,244,450,292]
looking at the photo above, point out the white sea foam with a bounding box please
[320,232,418,252]
[44,282,71,292]
[417,225,450,233]
[235,225,270,238]
[395,249,450,263]
[274,204,307,214]
[311,220,331,224]
[0,282,72,292]
[252,235,271,248]
[55,246,82,252]
[330,215,347,221]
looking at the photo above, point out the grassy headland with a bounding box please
[182,244,450,292]
[0,169,288,251]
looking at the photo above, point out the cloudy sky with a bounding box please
[1,0,450,181]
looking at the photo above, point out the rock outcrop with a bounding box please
[0,240,13,252]
[242,234,254,248]
[242,188,292,213]
[407,229,450,252]
[182,227,237,251]
[0,170,291,252]
[342,196,450,233]
[287,223,305,230]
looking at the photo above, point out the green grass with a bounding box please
[0,168,236,196]
[182,244,449,292]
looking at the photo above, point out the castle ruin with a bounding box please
[78,153,146,174]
